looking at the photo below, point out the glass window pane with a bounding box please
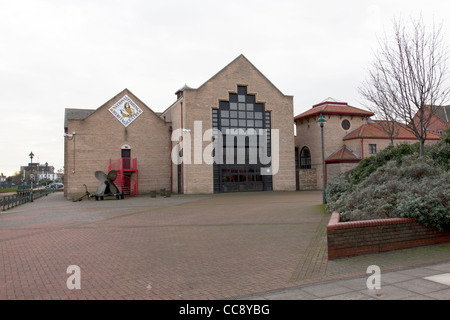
[221,119,229,126]
[230,119,238,126]
[230,111,237,118]
[247,112,254,119]
[247,120,254,127]
[239,111,246,118]
[238,103,246,110]
[239,119,246,127]
[238,95,246,102]
[219,101,229,109]
[255,112,263,119]
[246,95,255,103]
[255,120,263,127]
[238,86,247,95]
[221,110,229,118]
[246,103,254,111]
[230,102,237,110]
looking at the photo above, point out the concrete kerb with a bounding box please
[234,258,450,300]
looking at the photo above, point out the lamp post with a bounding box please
[45,162,48,185]
[45,162,48,195]
[317,114,327,204]
[29,151,34,202]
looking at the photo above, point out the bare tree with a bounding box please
[359,17,450,156]
[359,75,400,145]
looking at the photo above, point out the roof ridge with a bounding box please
[360,123,366,137]
[326,145,345,159]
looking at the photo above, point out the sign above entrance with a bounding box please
[109,95,143,127]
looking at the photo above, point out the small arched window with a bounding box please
[300,147,311,169]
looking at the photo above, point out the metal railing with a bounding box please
[0,188,55,212]
[108,158,138,171]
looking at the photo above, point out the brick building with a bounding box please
[64,55,296,199]
[20,163,57,181]
[412,105,450,136]
[64,89,171,199]
[294,98,441,190]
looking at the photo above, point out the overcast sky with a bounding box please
[1,0,449,177]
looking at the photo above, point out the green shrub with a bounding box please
[330,155,450,230]
[326,128,450,229]
[425,134,450,170]
[394,175,450,230]
[351,142,419,185]
[325,168,353,206]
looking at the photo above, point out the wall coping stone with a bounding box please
[327,211,416,230]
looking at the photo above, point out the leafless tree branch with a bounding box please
[359,16,450,156]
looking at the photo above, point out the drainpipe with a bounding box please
[169,126,173,194]
[361,138,364,160]
[180,101,184,194]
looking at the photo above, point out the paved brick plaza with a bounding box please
[1,191,450,300]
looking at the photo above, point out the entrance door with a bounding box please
[220,165,264,192]
[121,149,131,170]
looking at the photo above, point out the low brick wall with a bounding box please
[327,212,450,260]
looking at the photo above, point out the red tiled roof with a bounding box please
[344,120,441,140]
[294,100,374,121]
[326,145,361,162]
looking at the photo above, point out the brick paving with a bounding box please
[1,191,449,300]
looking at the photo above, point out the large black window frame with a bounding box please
[213,85,272,193]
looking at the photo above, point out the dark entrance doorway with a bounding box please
[121,149,131,170]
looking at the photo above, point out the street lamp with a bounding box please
[29,151,34,202]
[45,162,48,195]
[317,114,327,204]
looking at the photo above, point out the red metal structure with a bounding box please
[108,158,138,196]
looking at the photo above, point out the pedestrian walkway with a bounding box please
[0,191,449,300]
[238,260,450,300]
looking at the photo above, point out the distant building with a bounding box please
[20,163,58,181]
[0,173,6,183]
[412,105,450,136]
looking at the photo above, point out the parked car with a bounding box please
[49,183,64,190]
